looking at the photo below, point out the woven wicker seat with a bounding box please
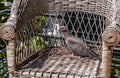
[14,48,101,78]
[16,57,101,78]
[0,0,120,78]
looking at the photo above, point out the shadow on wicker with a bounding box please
[13,47,101,78]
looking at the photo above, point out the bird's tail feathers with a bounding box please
[90,50,101,60]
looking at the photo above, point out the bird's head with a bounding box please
[59,26,68,33]
[59,26,71,37]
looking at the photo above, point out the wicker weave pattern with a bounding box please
[14,11,107,67]
[15,55,101,78]
[13,0,48,27]
[48,0,112,20]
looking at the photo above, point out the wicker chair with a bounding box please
[0,0,120,78]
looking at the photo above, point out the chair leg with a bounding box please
[101,42,112,78]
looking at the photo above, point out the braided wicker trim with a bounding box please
[102,28,120,48]
[0,23,15,40]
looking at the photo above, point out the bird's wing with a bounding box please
[68,39,90,57]
[68,39,100,60]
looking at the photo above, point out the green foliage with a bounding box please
[0,0,11,23]
[0,12,10,23]
[0,39,6,49]
[30,16,48,50]
[32,16,45,32]
[111,60,120,76]
[0,51,6,60]
[0,1,8,10]
[111,67,120,76]
[30,37,48,50]
[112,60,120,64]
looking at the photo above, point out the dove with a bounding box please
[60,26,100,60]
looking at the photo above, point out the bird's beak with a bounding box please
[59,26,65,30]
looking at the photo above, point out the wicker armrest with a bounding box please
[102,27,120,48]
[0,14,17,78]
[101,24,120,78]
[0,22,15,41]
